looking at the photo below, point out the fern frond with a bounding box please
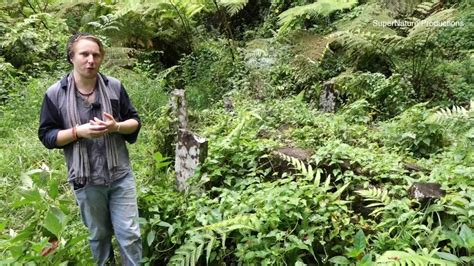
[169,215,259,265]
[218,0,248,16]
[274,152,323,185]
[408,8,457,37]
[356,187,391,217]
[430,103,472,123]
[377,249,456,265]
[278,0,358,33]
[169,233,216,266]
[330,30,390,63]
[356,187,391,205]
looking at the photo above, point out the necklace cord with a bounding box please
[77,87,96,97]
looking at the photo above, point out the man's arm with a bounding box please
[38,94,62,149]
[118,84,141,143]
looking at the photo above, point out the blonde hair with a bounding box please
[66,33,105,64]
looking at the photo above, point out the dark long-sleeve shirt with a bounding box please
[38,73,141,184]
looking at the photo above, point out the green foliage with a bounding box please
[179,38,247,109]
[0,12,69,74]
[168,215,260,265]
[377,104,448,157]
[377,249,456,265]
[330,9,462,101]
[0,168,92,264]
[278,0,359,33]
[1,1,474,265]
[431,100,473,123]
[218,0,249,16]
[433,8,473,59]
[0,58,20,103]
[333,72,415,119]
[433,59,474,104]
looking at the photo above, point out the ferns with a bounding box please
[330,30,398,66]
[274,152,352,200]
[356,187,391,217]
[168,233,215,266]
[409,9,457,37]
[273,152,323,186]
[377,249,456,266]
[168,215,259,266]
[278,0,358,33]
[430,100,474,123]
[218,0,248,16]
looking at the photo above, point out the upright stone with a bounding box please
[171,89,208,191]
[175,129,208,191]
[319,81,338,113]
[171,89,188,129]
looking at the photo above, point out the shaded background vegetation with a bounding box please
[0,0,473,265]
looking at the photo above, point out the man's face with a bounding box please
[70,38,103,79]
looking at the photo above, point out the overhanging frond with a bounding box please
[408,8,457,38]
[278,0,358,32]
[218,0,249,16]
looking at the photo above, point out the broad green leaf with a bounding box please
[43,206,66,237]
[147,230,155,246]
[459,224,474,248]
[48,178,59,200]
[19,188,42,204]
[329,256,351,265]
[65,234,87,248]
[295,260,307,266]
[436,252,461,263]
[359,254,374,266]
[354,229,366,251]
[11,228,34,243]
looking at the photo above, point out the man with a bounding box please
[38,33,142,265]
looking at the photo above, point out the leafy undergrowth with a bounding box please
[1,0,473,265]
[0,68,167,264]
[139,90,474,265]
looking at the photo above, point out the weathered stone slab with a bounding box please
[275,147,312,161]
[175,129,208,191]
[408,182,445,201]
[171,89,188,129]
[319,81,338,113]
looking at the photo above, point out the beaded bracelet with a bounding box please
[71,126,78,141]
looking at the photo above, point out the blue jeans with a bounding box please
[74,173,142,266]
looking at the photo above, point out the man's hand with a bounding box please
[76,122,108,139]
[89,112,119,134]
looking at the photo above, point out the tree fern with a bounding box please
[278,0,358,33]
[377,248,456,266]
[218,0,248,16]
[86,14,122,35]
[330,30,399,68]
[409,8,457,37]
